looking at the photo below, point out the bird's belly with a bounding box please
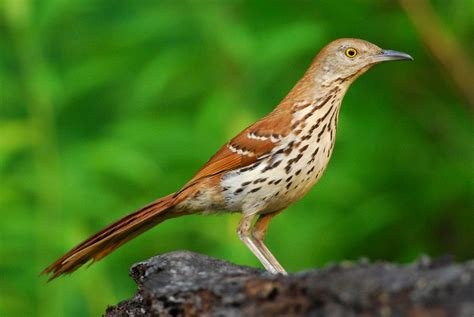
[221,134,336,214]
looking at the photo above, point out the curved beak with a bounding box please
[373,49,414,63]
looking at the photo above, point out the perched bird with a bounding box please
[43,38,412,280]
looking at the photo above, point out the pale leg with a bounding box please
[237,212,287,274]
[252,210,287,274]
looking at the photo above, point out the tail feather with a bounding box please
[42,193,178,281]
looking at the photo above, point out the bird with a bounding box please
[43,38,412,281]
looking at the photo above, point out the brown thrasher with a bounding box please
[43,38,412,280]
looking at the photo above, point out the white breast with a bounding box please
[220,96,341,215]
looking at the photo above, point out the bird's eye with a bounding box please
[345,48,357,58]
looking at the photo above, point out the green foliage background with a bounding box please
[0,0,472,316]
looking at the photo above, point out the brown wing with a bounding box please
[183,107,293,188]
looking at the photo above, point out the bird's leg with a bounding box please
[237,213,281,274]
[252,211,287,275]
[237,212,286,274]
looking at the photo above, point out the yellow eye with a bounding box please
[345,48,357,58]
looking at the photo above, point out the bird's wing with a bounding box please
[183,107,294,188]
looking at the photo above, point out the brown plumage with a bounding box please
[43,194,179,280]
[43,38,412,281]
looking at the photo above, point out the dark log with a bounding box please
[105,251,474,317]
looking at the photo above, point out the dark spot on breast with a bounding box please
[249,187,262,193]
[299,144,309,153]
[329,107,336,125]
[272,160,282,169]
[283,141,295,155]
[314,94,332,110]
[253,177,268,184]
[274,179,282,185]
[303,111,314,120]
[286,176,293,183]
[317,124,327,141]
[241,181,251,186]
[295,169,302,176]
[307,166,315,175]
[234,188,244,195]
[262,160,282,172]
[294,153,303,163]
[286,182,292,190]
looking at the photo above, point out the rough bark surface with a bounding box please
[105,251,474,317]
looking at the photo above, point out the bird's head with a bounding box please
[311,38,413,86]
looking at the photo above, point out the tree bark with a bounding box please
[105,251,474,317]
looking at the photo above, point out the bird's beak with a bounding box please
[372,49,414,63]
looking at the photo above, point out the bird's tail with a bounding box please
[42,193,179,281]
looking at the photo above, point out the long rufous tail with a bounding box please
[42,193,179,281]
